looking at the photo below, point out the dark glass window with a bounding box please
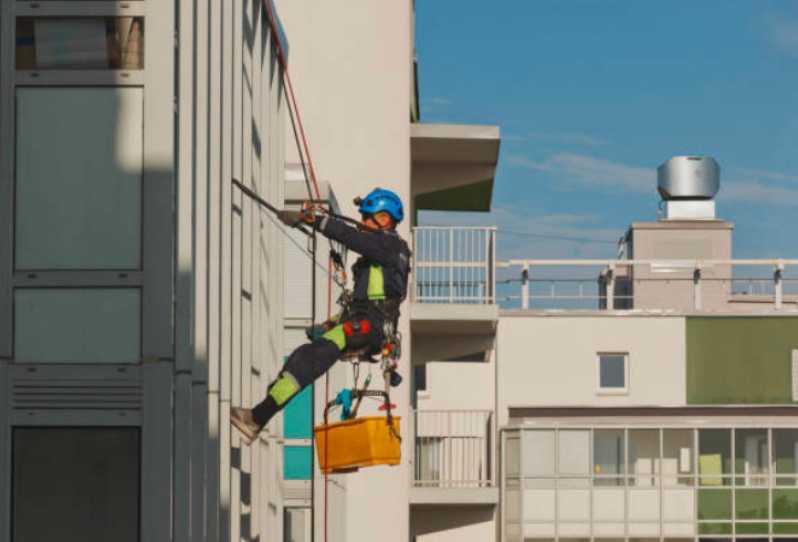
[13,428,140,542]
[16,18,144,70]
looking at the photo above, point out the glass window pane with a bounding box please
[629,429,659,486]
[16,87,142,269]
[558,430,590,476]
[15,289,140,362]
[16,18,144,70]
[13,428,139,542]
[523,430,555,477]
[735,524,768,535]
[773,488,798,519]
[698,429,731,485]
[599,354,626,389]
[505,435,520,478]
[697,489,731,520]
[594,429,625,476]
[283,446,312,481]
[735,489,768,520]
[774,522,798,534]
[774,429,798,475]
[284,508,311,542]
[697,523,731,535]
[663,429,694,486]
[735,428,768,486]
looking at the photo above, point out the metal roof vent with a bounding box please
[657,156,720,219]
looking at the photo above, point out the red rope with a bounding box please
[262,0,322,202]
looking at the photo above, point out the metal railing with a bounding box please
[497,259,798,312]
[413,409,494,488]
[412,227,496,304]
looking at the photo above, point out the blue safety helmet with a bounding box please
[358,188,404,223]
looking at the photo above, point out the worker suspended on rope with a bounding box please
[231,188,411,445]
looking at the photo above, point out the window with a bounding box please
[16,17,144,70]
[13,428,140,542]
[15,87,143,270]
[598,353,628,393]
[284,508,311,542]
[15,288,141,362]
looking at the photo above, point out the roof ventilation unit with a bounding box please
[657,156,720,220]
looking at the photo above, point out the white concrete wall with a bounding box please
[274,1,414,541]
[417,361,494,412]
[497,315,687,426]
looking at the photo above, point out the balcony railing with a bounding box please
[413,409,494,489]
[498,259,798,312]
[412,227,496,304]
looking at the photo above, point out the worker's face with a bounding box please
[362,212,394,230]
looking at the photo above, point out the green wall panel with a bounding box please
[687,317,798,404]
[414,179,493,212]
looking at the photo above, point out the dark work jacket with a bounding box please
[316,216,411,322]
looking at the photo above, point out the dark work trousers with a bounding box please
[251,314,384,428]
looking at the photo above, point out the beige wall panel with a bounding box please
[274,1,413,539]
[498,316,687,426]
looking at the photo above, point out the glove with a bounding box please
[277,209,314,227]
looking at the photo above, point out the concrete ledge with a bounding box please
[410,302,498,335]
[410,486,499,506]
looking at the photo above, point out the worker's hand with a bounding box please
[277,208,315,227]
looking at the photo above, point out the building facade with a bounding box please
[0,1,289,540]
[410,181,798,542]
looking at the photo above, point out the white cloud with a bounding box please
[765,15,798,57]
[506,152,653,192]
[504,130,609,147]
[525,131,609,147]
[507,152,798,206]
[734,167,798,183]
[724,181,798,206]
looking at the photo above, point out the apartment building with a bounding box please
[411,157,798,542]
[0,1,291,540]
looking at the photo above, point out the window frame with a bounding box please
[596,351,630,395]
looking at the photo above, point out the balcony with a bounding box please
[498,259,798,313]
[411,410,498,505]
[410,227,498,334]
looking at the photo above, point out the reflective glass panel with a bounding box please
[13,428,140,542]
[16,17,144,70]
[698,429,731,486]
[15,87,142,269]
[735,428,768,486]
[15,288,140,363]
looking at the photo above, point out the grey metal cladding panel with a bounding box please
[9,364,143,413]
[206,391,221,542]
[142,0,176,361]
[191,383,208,542]
[0,2,14,359]
[0,363,9,539]
[141,362,173,541]
[232,194,243,408]
[173,373,192,542]
[207,0,223,398]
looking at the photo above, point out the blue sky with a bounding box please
[416,0,798,261]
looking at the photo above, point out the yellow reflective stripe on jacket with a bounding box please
[367,265,386,300]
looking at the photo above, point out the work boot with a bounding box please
[230,407,261,445]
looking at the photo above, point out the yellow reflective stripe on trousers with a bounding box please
[269,373,300,406]
[322,324,347,351]
[367,265,385,300]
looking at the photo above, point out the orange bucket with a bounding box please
[314,415,401,473]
